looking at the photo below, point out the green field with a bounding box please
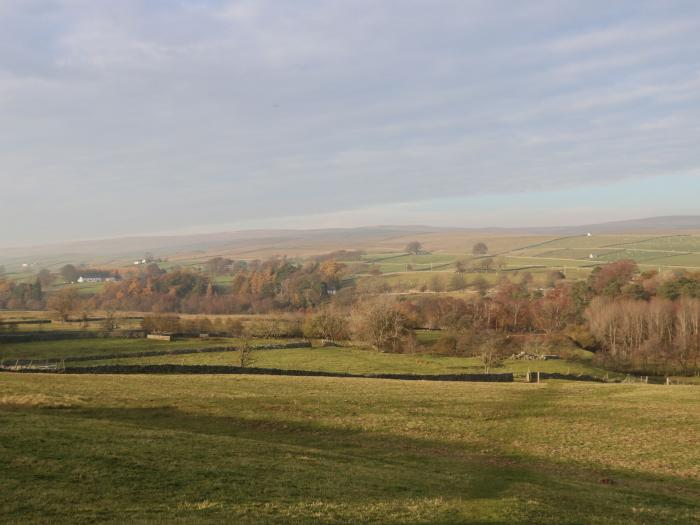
[86,345,616,379]
[0,337,286,362]
[0,374,697,524]
[345,233,700,292]
[0,331,617,379]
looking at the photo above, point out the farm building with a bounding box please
[76,271,121,283]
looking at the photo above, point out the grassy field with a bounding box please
[87,345,618,379]
[347,234,700,289]
[0,374,698,524]
[0,337,287,362]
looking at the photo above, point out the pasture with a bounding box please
[0,336,289,362]
[0,374,698,524]
[85,344,616,380]
[0,327,615,380]
[340,233,700,293]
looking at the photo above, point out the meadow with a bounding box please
[0,336,288,362]
[0,326,615,380]
[0,374,698,524]
[85,344,617,380]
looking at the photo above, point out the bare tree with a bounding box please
[354,300,413,352]
[480,339,505,373]
[239,339,255,368]
[102,307,119,332]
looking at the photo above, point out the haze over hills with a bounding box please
[2,216,700,270]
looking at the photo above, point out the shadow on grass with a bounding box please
[53,406,700,515]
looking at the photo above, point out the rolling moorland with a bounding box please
[1,217,699,524]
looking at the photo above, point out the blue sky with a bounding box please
[1,0,699,245]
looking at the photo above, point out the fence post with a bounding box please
[537,371,540,384]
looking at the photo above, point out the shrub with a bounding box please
[353,300,413,353]
[142,315,181,334]
[433,335,458,355]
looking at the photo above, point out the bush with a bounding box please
[566,325,598,351]
[142,315,181,334]
[303,310,350,342]
[224,318,245,337]
[433,335,458,355]
[353,300,413,353]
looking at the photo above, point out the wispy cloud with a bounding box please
[1,0,699,244]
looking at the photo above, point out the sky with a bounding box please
[1,0,699,246]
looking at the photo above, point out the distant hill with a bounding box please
[564,216,700,234]
[2,216,699,269]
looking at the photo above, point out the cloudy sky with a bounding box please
[1,0,699,245]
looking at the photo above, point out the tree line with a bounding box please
[3,255,700,375]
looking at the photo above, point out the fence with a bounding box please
[525,371,607,383]
[2,364,514,382]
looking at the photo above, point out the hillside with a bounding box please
[2,216,700,273]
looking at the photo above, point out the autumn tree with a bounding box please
[304,309,350,342]
[531,286,573,334]
[319,260,346,286]
[48,288,80,322]
[589,260,638,296]
[141,315,181,334]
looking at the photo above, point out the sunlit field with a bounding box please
[0,374,698,524]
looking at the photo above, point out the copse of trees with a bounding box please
[91,257,349,315]
[0,277,44,310]
[586,296,700,374]
[60,264,80,283]
[19,252,700,375]
[204,257,234,275]
[303,308,350,342]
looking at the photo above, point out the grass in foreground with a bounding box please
[0,375,698,524]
